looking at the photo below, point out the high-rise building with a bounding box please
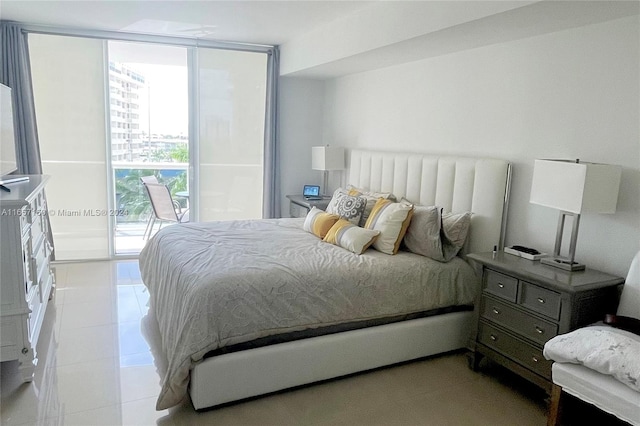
[108,62,145,162]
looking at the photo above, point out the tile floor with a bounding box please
[0,260,622,425]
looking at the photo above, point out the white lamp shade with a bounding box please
[312,146,345,171]
[530,159,622,214]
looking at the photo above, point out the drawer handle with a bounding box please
[532,356,539,363]
[492,308,500,315]
[537,297,546,304]
[535,326,544,334]
[497,282,505,288]
[490,334,497,341]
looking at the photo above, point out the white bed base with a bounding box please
[191,311,473,409]
[189,149,511,410]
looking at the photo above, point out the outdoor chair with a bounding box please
[142,181,188,239]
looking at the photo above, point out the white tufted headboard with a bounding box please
[348,149,511,255]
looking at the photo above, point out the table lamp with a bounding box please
[312,146,345,197]
[529,159,622,271]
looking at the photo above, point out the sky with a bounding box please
[126,63,189,137]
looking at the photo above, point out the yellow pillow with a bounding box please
[323,219,380,255]
[347,185,396,226]
[364,199,414,255]
[303,207,340,239]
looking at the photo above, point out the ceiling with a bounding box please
[4,1,638,79]
[0,0,374,45]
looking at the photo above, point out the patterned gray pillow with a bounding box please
[327,191,367,225]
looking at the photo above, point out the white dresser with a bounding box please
[0,175,55,381]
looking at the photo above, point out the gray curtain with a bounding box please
[1,21,55,258]
[262,46,281,218]
[0,21,43,174]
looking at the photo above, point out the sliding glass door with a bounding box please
[29,34,110,260]
[196,49,267,222]
[107,41,189,255]
[29,32,270,260]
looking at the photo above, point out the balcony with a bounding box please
[113,162,187,255]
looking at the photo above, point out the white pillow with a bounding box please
[303,207,340,239]
[364,198,414,255]
[544,325,640,392]
[323,219,380,255]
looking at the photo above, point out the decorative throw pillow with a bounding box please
[325,187,348,212]
[303,207,340,239]
[543,325,640,392]
[403,206,444,259]
[346,184,396,227]
[441,211,472,261]
[364,198,414,255]
[326,190,367,225]
[323,219,380,255]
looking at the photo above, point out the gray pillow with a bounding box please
[441,211,472,261]
[404,207,472,262]
[403,206,443,259]
[326,191,367,225]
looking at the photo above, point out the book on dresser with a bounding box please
[0,175,55,382]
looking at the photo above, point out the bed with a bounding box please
[139,149,512,410]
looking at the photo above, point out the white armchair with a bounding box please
[544,251,640,426]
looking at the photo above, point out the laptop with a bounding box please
[303,185,322,200]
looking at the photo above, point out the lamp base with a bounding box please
[541,257,586,271]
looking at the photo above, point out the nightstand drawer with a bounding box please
[478,322,552,379]
[289,202,308,218]
[484,270,518,302]
[520,281,561,320]
[481,295,558,346]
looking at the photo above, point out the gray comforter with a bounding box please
[139,218,478,409]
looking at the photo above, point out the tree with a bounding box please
[115,169,157,222]
[170,144,188,163]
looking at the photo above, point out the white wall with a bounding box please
[316,16,639,277]
[278,77,325,216]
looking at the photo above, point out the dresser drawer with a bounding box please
[478,322,552,379]
[0,318,20,361]
[481,295,558,346]
[31,236,47,282]
[520,281,561,320]
[484,270,518,302]
[30,213,44,244]
[19,206,31,237]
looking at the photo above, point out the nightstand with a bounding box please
[467,251,624,393]
[286,194,331,218]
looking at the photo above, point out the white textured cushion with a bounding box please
[364,199,414,255]
[323,219,380,255]
[302,207,340,239]
[544,325,640,393]
[326,188,367,225]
